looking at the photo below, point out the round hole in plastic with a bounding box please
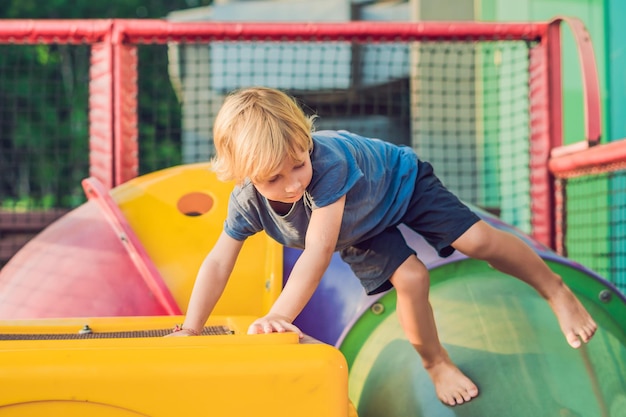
[177,192,213,217]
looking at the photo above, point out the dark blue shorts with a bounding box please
[340,159,480,295]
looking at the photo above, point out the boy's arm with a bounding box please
[174,230,244,335]
[248,195,346,337]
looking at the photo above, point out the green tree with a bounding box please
[0,0,211,20]
[0,1,212,209]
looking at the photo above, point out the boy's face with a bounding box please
[252,150,312,204]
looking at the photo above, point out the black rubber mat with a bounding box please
[0,325,233,340]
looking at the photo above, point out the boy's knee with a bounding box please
[454,221,500,260]
[390,256,430,292]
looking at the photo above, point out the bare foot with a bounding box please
[424,351,479,406]
[548,283,597,348]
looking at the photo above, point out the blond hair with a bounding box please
[211,87,316,184]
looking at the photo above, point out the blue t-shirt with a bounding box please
[224,130,418,250]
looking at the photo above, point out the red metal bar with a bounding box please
[548,17,602,159]
[113,19,549,43]
[89,33,115,189]
[549,138,626,178]
[88,23,138,188]
[552,16,602,146]
[544,17,603,251]
[114,43,139,185]
[0,19,548,44]
[553,178,566,256]
[546,20,564,152]
[0,19,111,43]
[528,37,555,249]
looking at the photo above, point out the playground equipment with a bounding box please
[0,316,350,417]
[0,163,624,416]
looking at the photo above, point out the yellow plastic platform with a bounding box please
[0,315,354,417]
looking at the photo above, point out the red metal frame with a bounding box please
[553,178,567,256]
[0,18,603,250]
[544,17,603,252]
[0,18,552,185]
[0,19,549,43]
[0,19,110,43]
[549,138,626,177]
[558,17,602,146]
[528,26,555,248]
[526,17,602,249]
[89,37,115,189]
[114,19,548,42]
[114,44,139,185]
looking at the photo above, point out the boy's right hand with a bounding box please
[164,329,193,337]
[164,325,201,337]
[247,314,304,338]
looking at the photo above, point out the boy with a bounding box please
[170,87,597,406]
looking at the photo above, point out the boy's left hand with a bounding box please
[247,314,304,338]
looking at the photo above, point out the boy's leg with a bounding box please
[451,220,597,348]
[390,255,479,406]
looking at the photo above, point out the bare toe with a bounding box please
[443,395,456,406]
[427,359,479,407]
[465,385,479,400]
[453,392,465,405]
[567,332,582,348]
[581,323,597,343]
